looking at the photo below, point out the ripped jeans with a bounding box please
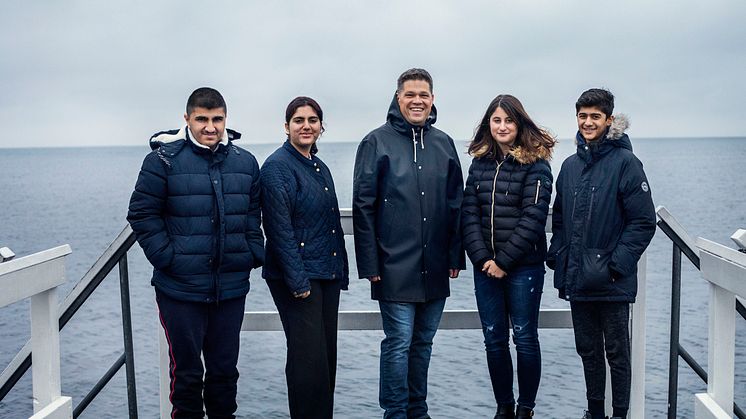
[474,264,545,409]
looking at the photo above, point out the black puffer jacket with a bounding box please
[547,116,656,302]
[127,127,264,303]
[260,141,349,295]
[353,94,465,302]
[462,147,553,273]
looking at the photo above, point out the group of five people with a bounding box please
[127,67,656,419]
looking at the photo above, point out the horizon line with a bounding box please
[1,135,745,150]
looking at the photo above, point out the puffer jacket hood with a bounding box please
[148,126,242,150]
[576,114,632,163]
[385,93,438,135]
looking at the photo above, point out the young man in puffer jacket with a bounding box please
[547,88,656,419]
[128,87,264,418]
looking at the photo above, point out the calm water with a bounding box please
[1,137,745,418]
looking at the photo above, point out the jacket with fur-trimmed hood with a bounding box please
[546,115,656,302]
[461,141,554,273]
[353,94,465,302]
[127,126,264,303]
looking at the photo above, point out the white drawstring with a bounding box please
[412,128,418,163]
[411,128,425,163]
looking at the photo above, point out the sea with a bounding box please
[1,137,745,418]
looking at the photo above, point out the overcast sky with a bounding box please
[1,0,745,148]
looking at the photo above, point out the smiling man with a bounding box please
[128,87,264,418]
[353,68,465,419]
[547,88,656,419]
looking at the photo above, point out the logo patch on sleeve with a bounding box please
[641,181,649,192]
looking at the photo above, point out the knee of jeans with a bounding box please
[511,320,538,344]
[482,323,509,350]
[382,332,413,354]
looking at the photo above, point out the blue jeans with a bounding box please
[474,265,544,409]
[378,298,446,419]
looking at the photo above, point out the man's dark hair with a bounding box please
[186,87,227,115]
[396,68,433,93]
[575,88,614,116]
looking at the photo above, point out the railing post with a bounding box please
[118,254,138,418]
[0,245,73,419]
[629,251,647,419]
[29,288,63,414]
[694,237,746,418]
[667,244,682,419]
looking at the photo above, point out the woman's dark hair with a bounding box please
[285,96,324,155]
[468,94,555,160]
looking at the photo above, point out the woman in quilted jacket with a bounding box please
[461,94,555,419]
[260,96,349,419]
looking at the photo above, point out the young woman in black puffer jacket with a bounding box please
[462,94,555,419]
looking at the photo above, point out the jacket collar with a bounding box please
[575,114,633,163]
[282,140,318,166]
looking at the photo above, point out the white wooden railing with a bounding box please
[694,233,746,418]
[0,245,73,419]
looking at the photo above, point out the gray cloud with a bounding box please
[1,0,744,148]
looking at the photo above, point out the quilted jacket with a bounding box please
[260,141,349,295]
[127,126,264,303]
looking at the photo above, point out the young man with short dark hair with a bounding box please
[128,87,264,418]
[547,88,656,419]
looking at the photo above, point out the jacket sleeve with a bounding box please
[127,152,174,271]
[461,160,491,269]
[546,167,565,270]
[246,157,265,269]
[446,140,466,270]
[260,160,310,295]
[493,161,553,272]
[352,137,381,278]
[609,156,657,277]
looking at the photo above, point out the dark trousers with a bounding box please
[570,301,631,413]
[474,265,544,409]
[156,289,246,419]
[267,279,341,419]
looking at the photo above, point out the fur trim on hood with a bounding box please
[509,143,553,164]
[606,113,630,140]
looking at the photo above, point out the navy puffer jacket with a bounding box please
[547,116,656,302]
[127,127,264,303]
[462,147,553,272]
[260,141,349,295]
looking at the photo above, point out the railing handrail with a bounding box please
[657,205,745,419]
[0,245,73,417]
[0,227,136,403]
[656,205,701,268]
